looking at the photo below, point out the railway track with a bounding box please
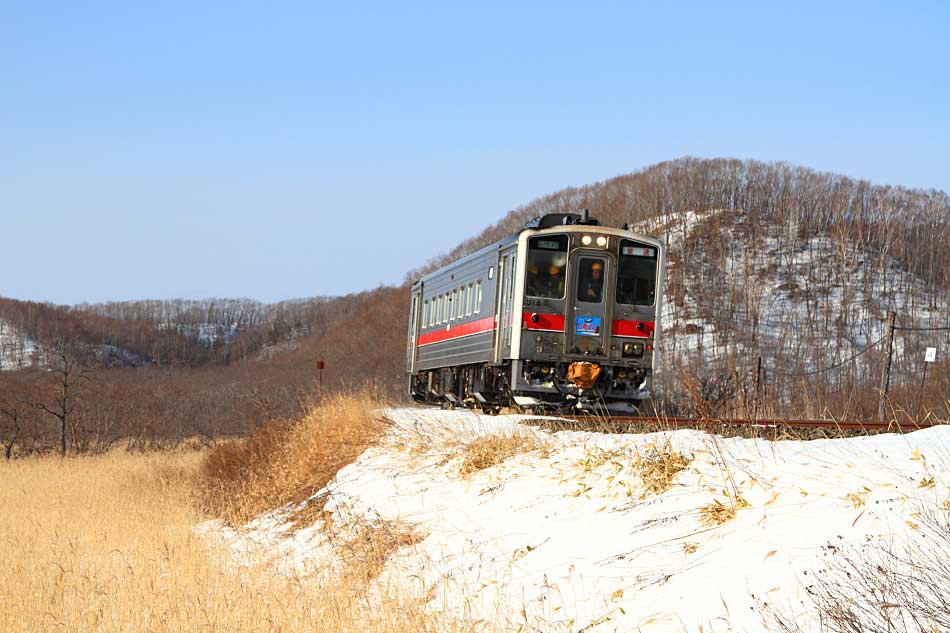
[424,402,943,434]
[553,414,943,434]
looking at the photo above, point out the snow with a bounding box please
[633,208,950,385]
[0,319,144,370]
[208,408,950,632]
[0,319,41,370]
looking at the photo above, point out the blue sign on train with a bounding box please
[575,316,601,337]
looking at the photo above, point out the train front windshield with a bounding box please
[616,240,657,306]
[526,235,568,299]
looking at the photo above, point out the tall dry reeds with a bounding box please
[196,390,388,524]
[0,443,465,632]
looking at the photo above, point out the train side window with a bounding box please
[436,295,442,325]
[616,240,658,306]
[488,266,494,280]
[457,287,465,319]
[465,284,472,316]
[443,294,450,323]
[526,235,567,299]
[474,281,482,313]
[421,301,427,330]
[449,291,455,321]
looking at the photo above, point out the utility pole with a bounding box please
[752,356,762,422]
[877,311,896,422]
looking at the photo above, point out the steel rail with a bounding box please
[558,414,942,432]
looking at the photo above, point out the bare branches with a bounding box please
[767,511,950,632]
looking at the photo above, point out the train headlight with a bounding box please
[596,236,608,247]
[581,235,592,245]
[622,341,644,358]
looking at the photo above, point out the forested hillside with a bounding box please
[413,158,950,417]
[2,158,948,455]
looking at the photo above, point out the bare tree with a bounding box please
[0,400,21,459]
[0,371,39,459]
[34,341,90,456]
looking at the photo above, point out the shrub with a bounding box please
[196,390,387,524]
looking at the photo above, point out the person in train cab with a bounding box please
[546,264,564,296]
[582,261,604,301]
[527,264,543,295]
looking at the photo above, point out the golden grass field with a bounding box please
[7,392,944,632]
[0,393,470,633]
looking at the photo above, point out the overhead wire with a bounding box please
[762,335,886,378]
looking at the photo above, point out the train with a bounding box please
[405,210,664,413]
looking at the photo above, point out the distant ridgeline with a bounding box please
[0,296,339,369]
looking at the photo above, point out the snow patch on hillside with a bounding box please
[209,408,950,632]
[0,319,42,370]
[636,209,950,376]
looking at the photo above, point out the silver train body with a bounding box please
[405,212,665,412]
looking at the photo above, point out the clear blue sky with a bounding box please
[2,1,948,304]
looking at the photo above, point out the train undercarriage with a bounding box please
[409,360,651,415]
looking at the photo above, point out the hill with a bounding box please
[1,157,948,454]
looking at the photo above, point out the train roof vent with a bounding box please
[525,209,600,229]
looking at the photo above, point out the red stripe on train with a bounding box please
[417,316,496,347]
[417,315,655,346]
[612,319,655,338]
[522,313,654,338]
[522,312,566,332]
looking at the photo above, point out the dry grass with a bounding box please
[634,441,692,495]
[459,431,549,476]
[196,390,388,524]
[767,510,950,633]
[572,445,628,473]
[0,449,463,633]
[325,513,427,586]
[698,495,750,527]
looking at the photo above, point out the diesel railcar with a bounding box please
[405,211,664,412]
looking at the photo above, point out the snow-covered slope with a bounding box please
[0,319,42,370]
[211,408,950,632]
[0,319,145,370]
[637,208,949,383]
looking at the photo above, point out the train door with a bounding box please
[406,286,421,373]
[566,254,611,357]
[492,251,516,363]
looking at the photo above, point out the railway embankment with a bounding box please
[203,406,950,632]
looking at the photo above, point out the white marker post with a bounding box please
[916,348,937,423]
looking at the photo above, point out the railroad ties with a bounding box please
[533,414,944,437]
